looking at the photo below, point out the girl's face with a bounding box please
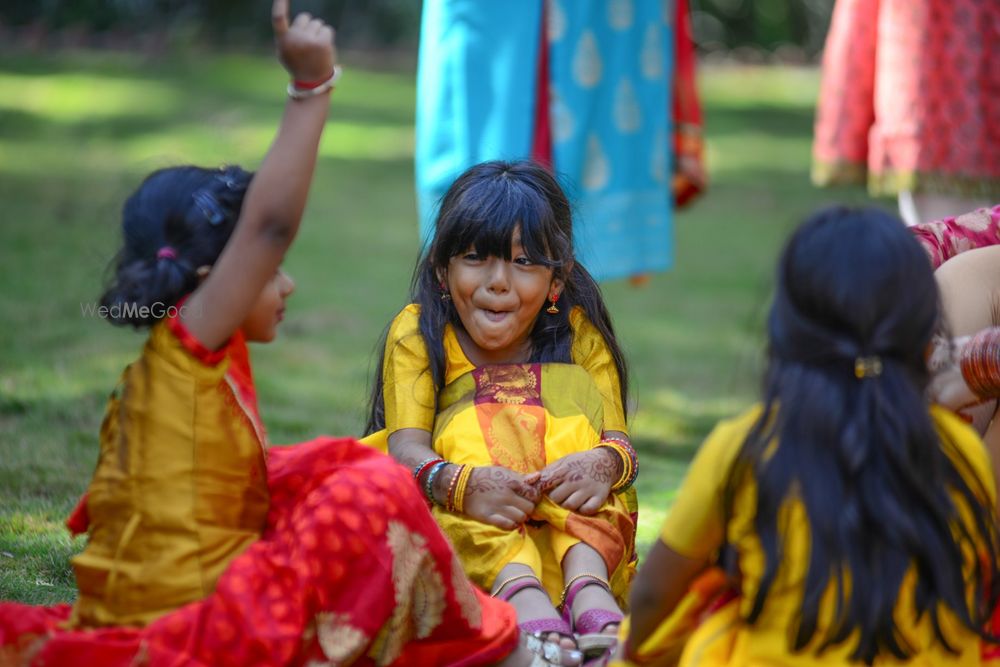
[442,230,561,364]
[241,269,295,343]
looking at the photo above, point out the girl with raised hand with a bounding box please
[365,160,639,661]
[616,207,1000,666]
[0,7,577,666]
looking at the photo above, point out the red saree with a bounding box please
[0,438,519,667]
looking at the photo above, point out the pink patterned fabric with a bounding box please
[911,204,1000,269]
[813,0,1000,198]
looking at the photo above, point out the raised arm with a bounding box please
[181,0,336,349]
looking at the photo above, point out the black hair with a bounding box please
[727,206,1000,662]
[365,160,628,433]
[99,165,252,327]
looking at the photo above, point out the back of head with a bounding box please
[737,206,1000,661]
[100,165,251,328]
[770,206,937,379]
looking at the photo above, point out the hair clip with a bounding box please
[854,355,883,379]
[192,189,226,225]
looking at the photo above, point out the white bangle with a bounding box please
[287,65,342,100]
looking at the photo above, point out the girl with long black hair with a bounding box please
[621,206,1000,666]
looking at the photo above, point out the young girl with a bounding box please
[364,160,639,656]
[616,206,1000,666]
[0,7,572,667]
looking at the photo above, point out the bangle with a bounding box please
[961,328,1000,399]
[413,457,445,484]
[453,465,474,513]
[424,461,449,505]
[445,464,464,512]
[287,65,342,99]
[598,435,638,492]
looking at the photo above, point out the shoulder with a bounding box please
[569,306,605,353]
[152,313,231,371]
[568,305,591,332]
[699,405,764,466]
[387,304,422,341]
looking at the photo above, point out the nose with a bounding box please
[484,258,510,293]
[278,270,296,297]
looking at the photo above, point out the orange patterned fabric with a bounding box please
[0,439,520,666]
[813,0,1000,198]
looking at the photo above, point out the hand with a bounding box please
[463,466,541,531]
[537,449,619,516]
[927,334,979,411]
[272,0,337,83]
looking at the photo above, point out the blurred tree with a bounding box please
[0,0,421,50]
[1,0,832,57]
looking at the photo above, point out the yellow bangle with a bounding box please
[453,464,474,513]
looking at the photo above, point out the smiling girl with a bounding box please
[364,160,639,660]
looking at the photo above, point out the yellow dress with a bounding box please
[70,315,269,628]
[364,304,636,604]
[625,405,995,666]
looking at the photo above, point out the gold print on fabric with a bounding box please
[486,408,545,472]
[450,553,483,629]
[315,612,368,665]
[475,365,539,405]
[369,520,447,665]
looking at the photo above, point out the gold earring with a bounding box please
[546,292,560,314]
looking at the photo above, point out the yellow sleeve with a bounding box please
[570,307,627,434]
[382,305,436,435]
[659,409,758,560]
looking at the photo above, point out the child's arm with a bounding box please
[624,540,707,653]
[181,0,335,350]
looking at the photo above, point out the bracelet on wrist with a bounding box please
[287,65,342,100]
[413,456,445,483]
[424,460,450,505]
[453,465,474,513]
[597,435,638,492]
[961,328,1000,400]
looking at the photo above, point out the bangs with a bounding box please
[433,174,562,269]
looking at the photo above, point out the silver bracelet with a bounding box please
[287,65,342,100]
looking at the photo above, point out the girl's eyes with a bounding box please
[513,256,533,266]
[462,252,481,261]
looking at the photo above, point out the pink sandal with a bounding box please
[559,576,622,659]
[495,578,576,647]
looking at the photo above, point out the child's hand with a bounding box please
[272,0,337,83]
[463,466,541,531]
[537,449,618,515]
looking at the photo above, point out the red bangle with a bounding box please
[293,73,336,89]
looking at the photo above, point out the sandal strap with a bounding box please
[559,574,612,613]
[494,577,546,602]
[574,608,623,637]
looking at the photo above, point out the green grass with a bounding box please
[0,53,881,604]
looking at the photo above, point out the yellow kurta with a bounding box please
[379,303,627,436]
[647,405,995,666]
[365,304,635,603]
[70,316,269,628]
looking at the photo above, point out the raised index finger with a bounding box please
[272,0,289,35]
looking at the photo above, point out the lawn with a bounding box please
[0,51,878,604]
